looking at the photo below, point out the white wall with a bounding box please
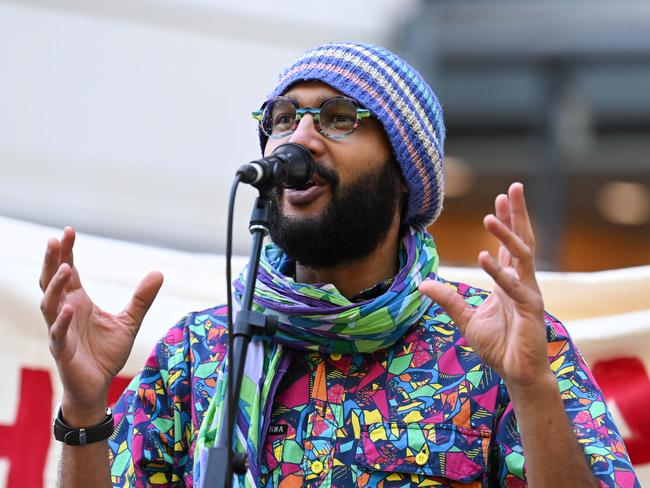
[0,0,416,254]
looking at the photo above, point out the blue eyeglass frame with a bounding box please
[251,96,371,140]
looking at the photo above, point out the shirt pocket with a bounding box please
[355,422,491,483]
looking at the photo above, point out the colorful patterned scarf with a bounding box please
[194,227,439,487]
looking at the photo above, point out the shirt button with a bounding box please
[311,460,324,474]
[415,452,428,466]
[330,353,342,361]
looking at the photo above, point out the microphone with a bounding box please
[237,143,314,190]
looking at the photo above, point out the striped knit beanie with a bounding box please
[260,41,446,228]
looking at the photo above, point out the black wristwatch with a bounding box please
[53,404,114,446]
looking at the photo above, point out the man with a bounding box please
[40,42,638,487]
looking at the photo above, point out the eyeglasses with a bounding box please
[252,96,371,140]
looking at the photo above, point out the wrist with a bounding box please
[505,369,560,407]
[60,395,109,428]
[54,403,114,446]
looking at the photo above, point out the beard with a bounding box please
[268,157,404,269]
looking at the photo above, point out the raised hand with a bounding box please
[419,182,550,386]
[39,227,164,423]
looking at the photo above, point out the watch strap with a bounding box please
[53,404,114,446]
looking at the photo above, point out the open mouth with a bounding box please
[284,176,328,206]
[291,179,316,191]
[290,172,328,191]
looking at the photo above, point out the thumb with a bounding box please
[122,271,164,329]
[418,279,474,331]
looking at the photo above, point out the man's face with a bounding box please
[263,81,394,219]
[263,81,406,269]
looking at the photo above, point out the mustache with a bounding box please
[271,161,340,201]
[311,161,339,188]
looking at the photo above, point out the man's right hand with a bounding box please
[39,226,164,426]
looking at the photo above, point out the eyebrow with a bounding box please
[284,93,339,107]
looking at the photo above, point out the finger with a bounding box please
[418,280,475,332]
[484,215,529,259]
[478,251,539,306]
[483,215,535,282]
[59,226,76,268]
[41,263,73,325]
[121,271,164,331]
[49,304,74,357]
[497,243,511,269]
[495,193,510,228]
[39,237,61,291]
[494,194,512,268]
[508,183,535,251]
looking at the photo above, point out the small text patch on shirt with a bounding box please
[268,424,288,435]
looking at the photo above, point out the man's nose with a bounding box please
[291,113,317,137]
[288,114,326,154]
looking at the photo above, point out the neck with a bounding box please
[295,212,403,299]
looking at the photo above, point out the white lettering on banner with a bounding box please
[608,400,632,438]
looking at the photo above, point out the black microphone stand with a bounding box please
[201,186,278,488]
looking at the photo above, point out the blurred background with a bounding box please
[409,2,650,271]
[1,1,650,486]
[1,0,649,271]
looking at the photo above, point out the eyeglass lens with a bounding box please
[262,98,359,139]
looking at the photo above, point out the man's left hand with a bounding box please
[419,182,552,387]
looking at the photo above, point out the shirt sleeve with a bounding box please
[491,312,640,487]
[108,314,195,488]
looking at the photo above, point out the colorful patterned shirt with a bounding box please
[108,279,638,487]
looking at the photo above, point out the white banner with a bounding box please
[1,215,648,486]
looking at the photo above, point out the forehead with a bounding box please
[282,81,349,106]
